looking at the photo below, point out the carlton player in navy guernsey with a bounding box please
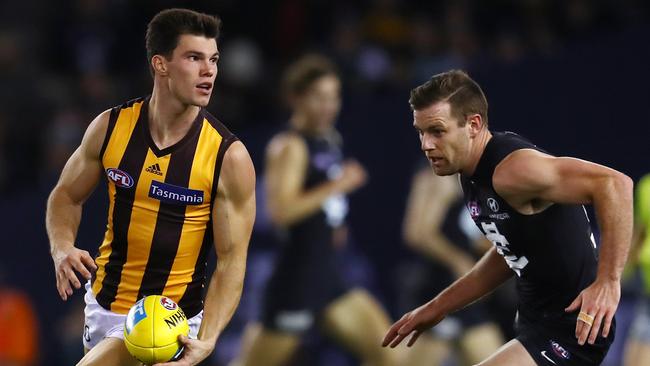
[46,9,255,366]
[235,55,397,366]
[383,70,633,366]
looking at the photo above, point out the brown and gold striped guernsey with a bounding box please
[92,96,236,317]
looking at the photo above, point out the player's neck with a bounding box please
[462,128,492,177]
[148,89,200,149]
[289,114,330,137]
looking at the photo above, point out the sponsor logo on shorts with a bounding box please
[550,340,571,359]
[160,296,177,310]
[149,180,204,205]
[106,168,134,188]
[83,324,91,342]
[540,351,557,365]
[125,298,147,335]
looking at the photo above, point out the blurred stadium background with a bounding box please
[1,0,650,365]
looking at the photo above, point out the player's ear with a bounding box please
[151,55,168,76]
[467,114,483,138]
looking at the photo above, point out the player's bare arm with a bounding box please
[383,245,512,348]
[46,110,109,300]
[493,148,633,346]
[403,171,477,277]
[265,132,366,226]
[158,141,256,366]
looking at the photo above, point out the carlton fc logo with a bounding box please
[468,201,481,219]
[487,197,499,212]
[106,168,134,188]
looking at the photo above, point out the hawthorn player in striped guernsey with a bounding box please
[45,8,255,366]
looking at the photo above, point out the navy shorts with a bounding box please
[400,260,495,339]
[515,309,615,366]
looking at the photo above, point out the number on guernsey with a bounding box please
[480,222,529,276]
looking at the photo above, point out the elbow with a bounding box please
[268,207,295,227]
[403,226,424,250]
[47,184,67,207]
[613,172,634,199]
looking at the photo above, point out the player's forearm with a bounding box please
[432,247,512,315]
[593,172,633,282]
[411,234,474,271]
[197,251,247,345]
[271,180,340,226]
[46,186,82,252]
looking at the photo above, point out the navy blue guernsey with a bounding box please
[460,132,599,316]
[264,130,348,310]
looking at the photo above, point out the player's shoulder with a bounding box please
[201,108,236,141]
[219,141,255,198]
[112,95,148,110]
[266,130,307,158]
[494,149,551,182]
[80,108,113,154]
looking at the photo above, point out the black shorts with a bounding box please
[515,309,615,366]
[261,255,348,334]
[400,259,494,337]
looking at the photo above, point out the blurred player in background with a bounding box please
[383,70,633,366]
[401,165,503,365]
[624,174,650,366]
[233,55,397,366]
[46,8,255,366]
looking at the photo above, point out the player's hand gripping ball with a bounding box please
[124,295,189,365]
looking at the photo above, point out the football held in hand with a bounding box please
[124,295,189,365]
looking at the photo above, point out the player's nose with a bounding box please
[421,134,436,151]
[201,60,215,77]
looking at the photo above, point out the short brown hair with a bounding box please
[145,8,221,67]
[281,54,339,102]
[409,70,488,126]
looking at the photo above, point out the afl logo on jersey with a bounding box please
[487,198,499,212]
[106,168,134,188]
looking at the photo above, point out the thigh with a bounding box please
[78,337,141,366]
[321,288,399,365]
[403,335,452,366]
[476,339,537,366]
[235,323,301,366]
[459,323,505,365]
[624,340,650,366]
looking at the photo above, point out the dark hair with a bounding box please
[281,54,339,102]
[409,70,488,126]
[145,8,221,67]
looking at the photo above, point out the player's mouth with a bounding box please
[196,82,213,95]
[428,156,445,166]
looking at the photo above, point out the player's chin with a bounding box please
[191,95,211,107]
[432,166,455,176]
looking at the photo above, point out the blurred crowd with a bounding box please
[1,1,650,365]
[1,0,649,194]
